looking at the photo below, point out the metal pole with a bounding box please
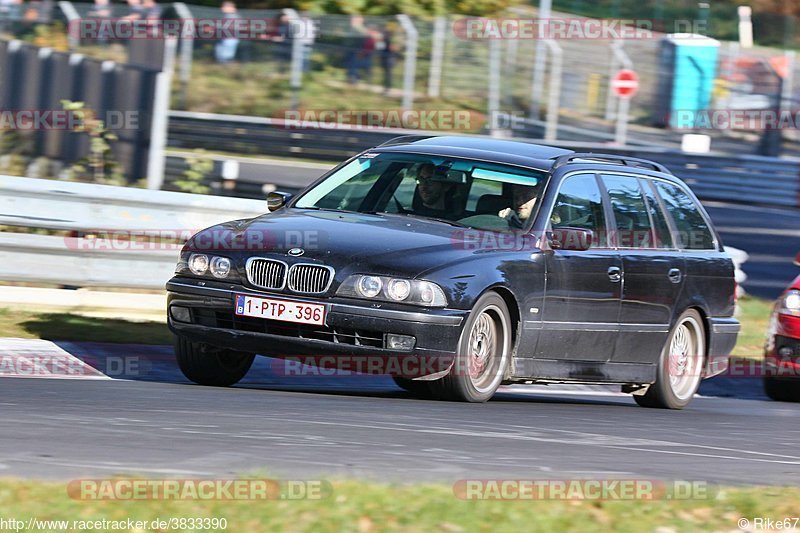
[397,15,418,111]
[283,8,305,111]
[783,50,797,141]
[544,40,562,142]
[427,16,446,98]
[503,37,518,109]
[173,2,194,110]
[57,1,80,50]
[146,38,177,190]
[487,38,501,135]
[614,96,630,145]
[530,0,552,118]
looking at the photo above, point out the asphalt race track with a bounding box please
[1,341,799,485]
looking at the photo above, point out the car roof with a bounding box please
[371,135,677,179]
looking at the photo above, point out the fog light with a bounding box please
[385,334,415,351]
[170,306,191,323]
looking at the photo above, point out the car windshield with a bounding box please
[294,152,547,230]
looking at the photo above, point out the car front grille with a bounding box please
[287,264,333,294]
[247,258,287,290]
[246,259,334,294]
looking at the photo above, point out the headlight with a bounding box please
[180,253,236,280]
[188,254,209,275]
[337,275,447,307]
[357,275,383,298]
[210,256,231,278]
[780,289,800,317]
[387,279,411,301]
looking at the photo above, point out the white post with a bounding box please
[173,4,194,89]
[488,39,501,135]
[614,96,631,145]
[397,15,418,111]
[783,50,796,141]
[738,6,754,49]
[543,40,562,142]
[58,1,80,49]
[283,8,306,110]
[530,0,552,118]
[427,16,446,98]
[146,38,177,190]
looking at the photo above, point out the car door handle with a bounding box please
[668,268,682,284]
[607,266,622,283]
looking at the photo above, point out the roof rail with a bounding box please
[376,135,436,147]
[551,153,672,175]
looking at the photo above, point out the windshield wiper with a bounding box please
[382,211,468,228]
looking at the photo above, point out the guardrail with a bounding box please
[168,111,800,208]
[0,176,265,289]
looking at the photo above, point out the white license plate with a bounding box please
[234,294,326,326]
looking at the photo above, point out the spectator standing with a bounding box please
[214,1,239,63]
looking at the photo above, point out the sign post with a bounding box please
[611,69,638,145]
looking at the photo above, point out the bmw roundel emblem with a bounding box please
[288,248,304,257]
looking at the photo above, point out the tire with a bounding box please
[428,292,512,402]
[764,377,800,402]
[392,376,434,398]
[634,309,705,410]
[174,336,255,387]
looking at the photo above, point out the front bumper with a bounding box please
[166,276,466,364]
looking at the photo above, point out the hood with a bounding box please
[187,208,536,279]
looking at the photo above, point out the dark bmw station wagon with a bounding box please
[167,136,739,409]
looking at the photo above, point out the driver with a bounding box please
[498,184,538,229]
[414,163,458,217]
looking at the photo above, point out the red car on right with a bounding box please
[764,252,800,402]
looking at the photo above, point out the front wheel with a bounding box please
[635,309,705,409]
[428,292,512,402]
[175,336,255,387]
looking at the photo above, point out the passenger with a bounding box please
[498,184,538,229]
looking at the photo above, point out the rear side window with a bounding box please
[640,179,673,248]
[601,174,653,248]
[654,181,715,250]
[551,174,608,247]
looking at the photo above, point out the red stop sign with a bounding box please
[611,69,639,98]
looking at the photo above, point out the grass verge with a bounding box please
[0,479,798,532]
[0,307,171,345]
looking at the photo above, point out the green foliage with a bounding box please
[174,149,213,194]
[188,0,517,16]
[60,100,126,186]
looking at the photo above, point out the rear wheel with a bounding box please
[428,292,512,402]
[764,377,800,402]
[635,309,705,409]
[174,336,255,387]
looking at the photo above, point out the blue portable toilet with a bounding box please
[653,34,720,129]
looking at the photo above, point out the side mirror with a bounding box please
[794,252,800,267]
[549,227,593,251]
[267,191,294,212]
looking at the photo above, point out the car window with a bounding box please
[550,174,607,247]
[654,181,715,250]
[601,174,654,249]
[294,152,546,231]
[640,179,673,249]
